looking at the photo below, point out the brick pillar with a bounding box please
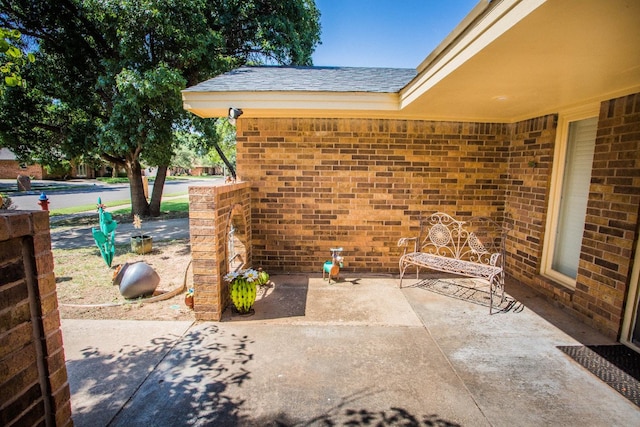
[188,182,251,320]
[0,211,73,427]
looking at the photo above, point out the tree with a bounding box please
[172,120,236,176]
[0,26,33,91]
[0,0,321,216]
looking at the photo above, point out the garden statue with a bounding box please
[92,198,118,267]
[112,261,160,299]
[323,247,344,283]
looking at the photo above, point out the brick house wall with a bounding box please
[226,95,640,337]
[504,115,562,294]
[0,211,72,426]
[189,182,252,321]
[237,118,511,274]
[576,94,640,335]
[0,161,46,180]
[504,96,640,337]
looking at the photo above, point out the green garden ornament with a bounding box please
[92,197,118,267]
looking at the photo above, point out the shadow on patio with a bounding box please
[62,275,640,426]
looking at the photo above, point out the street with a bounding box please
[2,178,222,211]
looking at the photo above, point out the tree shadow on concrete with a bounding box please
[68,323,465,426]
[251,391,461,426]
[66,324,253,426]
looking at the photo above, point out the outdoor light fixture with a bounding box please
[228,107,243,125]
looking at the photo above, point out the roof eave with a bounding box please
[182,91,402,119]
[401,0,543,107]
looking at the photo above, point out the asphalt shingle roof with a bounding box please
[184,66,417,93]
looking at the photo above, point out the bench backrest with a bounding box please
[418,212,510,268]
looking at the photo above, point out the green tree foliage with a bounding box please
[0,26,34,91]
[0,0,321,216]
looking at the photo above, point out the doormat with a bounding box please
[558,345,640,407]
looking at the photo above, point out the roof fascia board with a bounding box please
[182,91,401,118]
[400,0,546,108]
[415,0,494,74]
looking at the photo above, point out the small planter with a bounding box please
[225,269,270,315]
[131,235,153,254]
[185,288,194,309]
[184,294,194,309]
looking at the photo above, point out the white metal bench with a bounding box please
[398,212,511,314]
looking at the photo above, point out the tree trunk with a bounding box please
[210,140,236,179]
[127,160,150,217]
[149,165,168,217]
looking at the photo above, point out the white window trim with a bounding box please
[541,103,599,289]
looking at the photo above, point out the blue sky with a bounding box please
[312,0,479,68]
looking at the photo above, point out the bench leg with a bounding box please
[489,272,505,315]
[398,258,419,289]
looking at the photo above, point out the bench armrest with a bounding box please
[397,237,418,254]
[490,252,501,267]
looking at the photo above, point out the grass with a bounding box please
[53,239,193,316]
[50,196,188,216]
[111,199,189,215]
[50,199,132,216]
[96,175,222,184]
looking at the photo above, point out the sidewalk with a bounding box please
[49,195,190,249]
[61,275,640,426]
[50,216,190,249]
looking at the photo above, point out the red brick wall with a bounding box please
[575,94,640,335]
[503,97,640,337]
[188,182,251,320]
[0,161,45,180]
[0,211,72,426]
[504,115,558,282]
[237,118,510,273]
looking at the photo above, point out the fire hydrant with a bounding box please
[37,192,49,211]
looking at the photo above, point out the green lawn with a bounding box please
[111,198,189,215]
[50,196,189,216]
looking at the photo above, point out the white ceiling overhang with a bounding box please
[182,0,640,123]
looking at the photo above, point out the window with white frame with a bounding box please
[542,107,598,287]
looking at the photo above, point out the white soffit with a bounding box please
[400,0,640,121]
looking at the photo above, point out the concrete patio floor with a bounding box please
[61,275,640,426]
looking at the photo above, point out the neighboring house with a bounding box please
[182,0,640,345]
[0,147,47,179]
[0,147,111,180]
[191,165,223,176]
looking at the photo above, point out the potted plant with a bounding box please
[184,288,194,309]
[224,268,270,315]
[130,214,153,254]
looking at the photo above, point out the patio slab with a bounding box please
[401,277,637,426]
[61,319,194,427]
[61,275,640,426]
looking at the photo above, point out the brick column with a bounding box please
[189,182,251,320]
[576,93,640,335]
[0,211,72,427]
